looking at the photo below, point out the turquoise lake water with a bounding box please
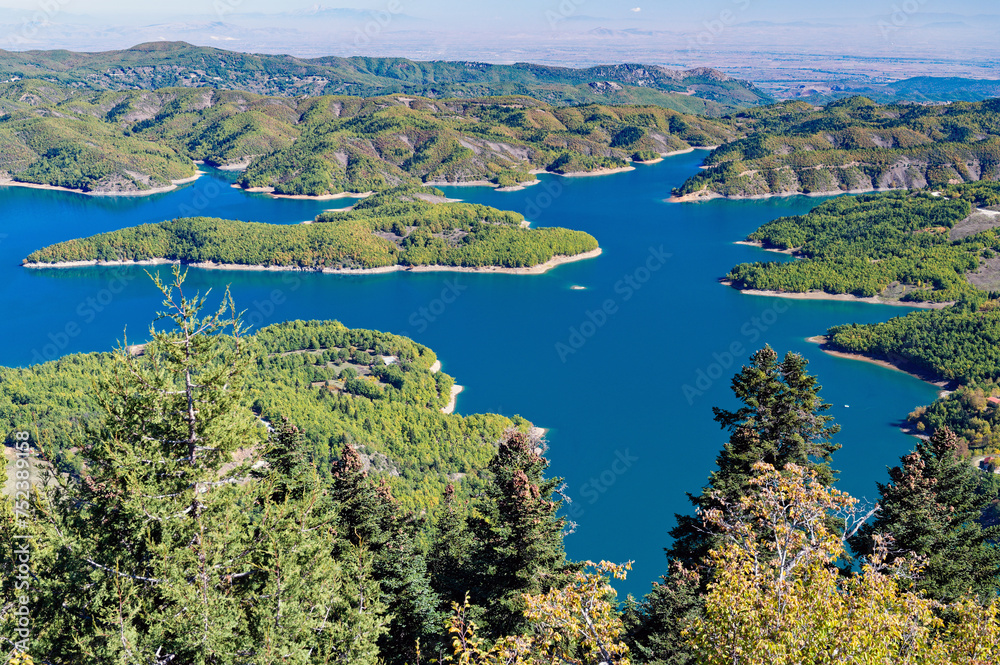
[0,153,941,598]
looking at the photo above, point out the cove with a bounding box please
[0,155,942,598]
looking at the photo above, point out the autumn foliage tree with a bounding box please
[445,560,633,665]
[686,462,1000,664]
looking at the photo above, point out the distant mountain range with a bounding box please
[778,77,1000,104]
[0,42,773,115]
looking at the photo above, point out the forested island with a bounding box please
[21,187,599,272]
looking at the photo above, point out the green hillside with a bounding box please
[675,97,1000,199]
[0,318,522,513]
[725,190,995,303]
[0,41,772,114]
[0,78,736,194]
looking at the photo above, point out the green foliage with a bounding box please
[0,317,523,514]
[622,563,702,665]
[632,149,660,162]
[674,97,1000,197]
[0,44,773,112]
[329,443,441,664]
[25,190,598,270]
[907,383,1000,453]
[727,191,996,302]
[0,269,389,663]
[430,430,577,639]
[669,346,841,566]
[0,112,194,191]
[850,427,1000,604]
[631,347,840,665]
[827,299,1000,384]
[0,78,737,194]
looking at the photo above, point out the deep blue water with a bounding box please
[0,154,940,598]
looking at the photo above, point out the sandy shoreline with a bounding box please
[24,247,603,276]
[670,185,904,204]
[553,166,635,178]
[733,240,798,255]
[23,259,175,269]
[234,184,374,201]
[806,335,951,390]
[719,279,951,309]
[0,171,202,197]
[422,178,542,192]
[441,384,464,415]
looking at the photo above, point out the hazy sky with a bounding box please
[1,0,998,78]
[0,0,998,25]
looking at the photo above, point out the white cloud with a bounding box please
[630,7,641,11]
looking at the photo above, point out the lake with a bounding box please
[0,153,940,598]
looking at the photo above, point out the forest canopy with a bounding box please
[24,187,599,270]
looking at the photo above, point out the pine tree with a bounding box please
[670,345,841,566]
[329,441,441,665]
[629,346,840,665]
[50,266,263,663]
[428,483,476,611]
[467,429,576,638]
[249,419,387,664]
[850,426,1000,604]
[622,562,702,665]
[13,268,387,663]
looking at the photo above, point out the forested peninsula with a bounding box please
[22,187,599,272]
[0,316,522,513]
[673,97,1000,200]
[5,70,1000,200]
[724,188,999,304]
[724,181,1000,457]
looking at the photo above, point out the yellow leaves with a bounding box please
[686,462,1000,665]
[446,562,632,665]
[7,653,33,665]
